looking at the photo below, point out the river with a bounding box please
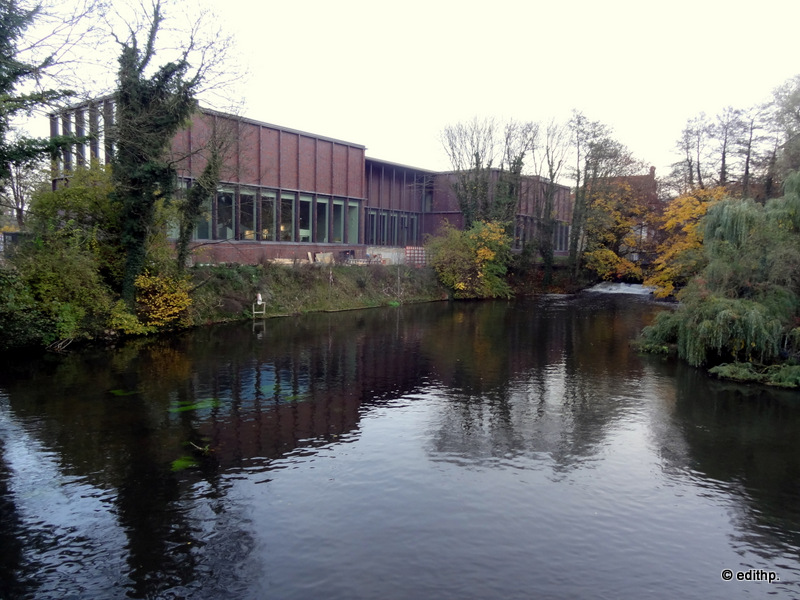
[1,293,799,599]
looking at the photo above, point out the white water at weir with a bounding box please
[585,282,656,295]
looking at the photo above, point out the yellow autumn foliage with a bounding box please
[134,272,192,327]
[582,180,654,281]
[584,247,643,281]
[644,187,727,297]
[426,220,512,299]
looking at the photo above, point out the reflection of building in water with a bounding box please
[180,313,431,469]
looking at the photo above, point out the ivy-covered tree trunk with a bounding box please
[111,2,199,304]
[176,147,221,271]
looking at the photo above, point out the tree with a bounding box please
[643,186,727,297]
[568,112,640,276]
[641,176,800,378]
[738,105,769,199]
[0,149,48,228]
[174,118,227,271]
[426,220,512,299]
[711,106,744,188]
[531,118,569,285]
[771,75,800,179]
[0,0,88,205]
[670,113,714,193]
[111,0,206,304]
[9,162,118,343]
[493,120,538,225]
[440,117,537,229]
[582,181,646,281]
[440,117,496,229]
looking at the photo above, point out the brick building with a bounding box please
[51,103,573,264]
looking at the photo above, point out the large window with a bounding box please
[378,213,387,245]
[332,199,344,243]
[388,214,398,246]
[347,204,359,243]
[299,195,312,242]
[554,222,570,252]
[280,193,295,241]
[366,210,377,245]
[183,182,363,245]
[399,216,408,247]
[217,189,234,239]
[365,208,421,246]
[260,191,276,240]
[195,193,212,240]
[315,197,329,243]
[240,188,256,240]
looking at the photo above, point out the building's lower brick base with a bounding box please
[187,241,367,265]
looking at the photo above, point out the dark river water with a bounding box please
[1,292,800,599]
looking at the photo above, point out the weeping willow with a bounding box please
[641,176,800,371]
[705,198,760,248]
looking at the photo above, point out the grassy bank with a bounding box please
[188,262,447,324]
[0,257,576,352]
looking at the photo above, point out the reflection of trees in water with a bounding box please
[426,295,664,470]
[665,364,800,553]
[0,297,676,596]
[0,306,441,597]
[6,296,800,595]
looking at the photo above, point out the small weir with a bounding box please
[585,281,656,295]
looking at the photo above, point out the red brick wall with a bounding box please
[175,109,366,198]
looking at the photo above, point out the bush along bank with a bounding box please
[0,262,448,352]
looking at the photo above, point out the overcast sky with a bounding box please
[28,0,800,184]
[207,0,800,181]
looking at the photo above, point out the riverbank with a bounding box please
[0,259,582,353]
[188,262,447,324]
[187,260,587,324]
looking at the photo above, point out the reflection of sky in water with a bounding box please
[240,384,787,600]
[0,395,126,597]
[1,297,799,599]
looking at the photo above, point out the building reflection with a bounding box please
[0,305,438,597]
[3,295,800,597]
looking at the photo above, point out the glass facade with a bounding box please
[364,209,420,246]
[181,177,564,254]
[186,180,362,246]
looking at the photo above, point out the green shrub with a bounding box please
[10,234,114,342]
[0,268,51,349]
[426,220,512,299]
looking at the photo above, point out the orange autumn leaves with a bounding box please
[644,187,727,298]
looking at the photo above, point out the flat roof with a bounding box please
[200,106,367,150]
[364,156,437,174]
